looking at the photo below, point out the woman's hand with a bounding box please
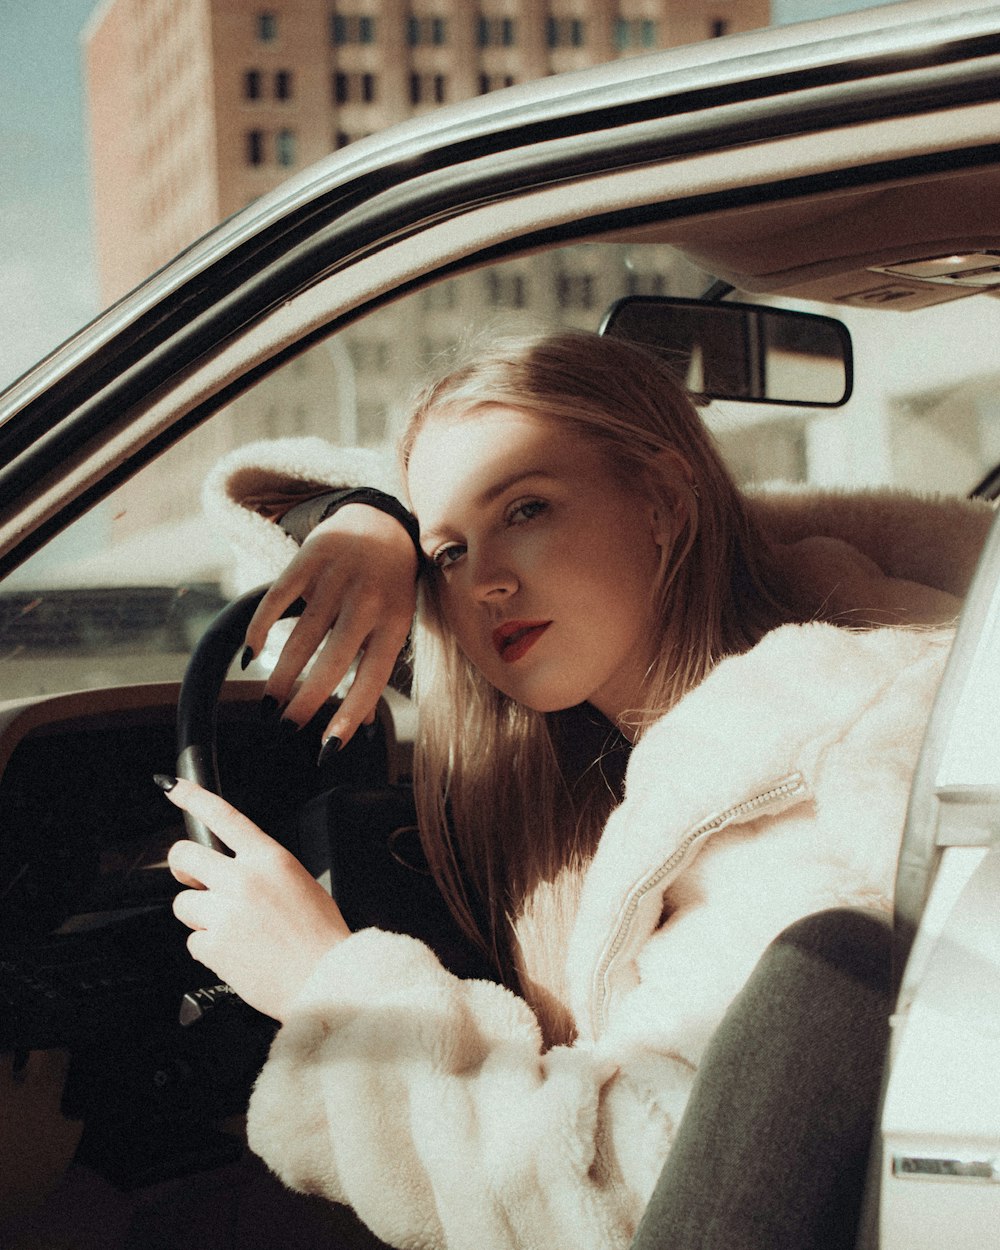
[162,777,351,1022]
[246,503,418,747]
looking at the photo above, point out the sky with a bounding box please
[0,0,905,393]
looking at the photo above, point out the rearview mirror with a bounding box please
[600,296,853,408]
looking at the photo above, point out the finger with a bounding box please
[322,629,409,744]
[167,838,232,889]
[185,928,216,973]
[157,777,275,856]
[281,604,377,727]
[244,572,310,661]
[172,887,211,931]
[264,593,349,707]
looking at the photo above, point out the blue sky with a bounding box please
[0,0,903,391]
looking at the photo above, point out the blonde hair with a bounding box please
[398,330,806,978]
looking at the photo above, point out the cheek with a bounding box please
[435,582,482,654]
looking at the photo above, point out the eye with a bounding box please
[506,498,548,526]
[429,542,466,570]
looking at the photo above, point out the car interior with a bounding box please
[2,4,1000,1246]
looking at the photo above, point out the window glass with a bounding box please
[478,16,517,47]
[276,129,296,167]
[332,13,376,44]
[6,243,1000,700]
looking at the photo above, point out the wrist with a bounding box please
[281,487,424,574]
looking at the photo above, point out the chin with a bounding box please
[498,684,588,715]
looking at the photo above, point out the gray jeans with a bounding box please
[631,908,892,1250]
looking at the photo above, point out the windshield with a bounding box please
[3,242,998,701]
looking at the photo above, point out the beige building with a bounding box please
[83,0,769,541]
[85,0,769,304]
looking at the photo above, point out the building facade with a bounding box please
[83,0,769,542]
[85,0,768,304]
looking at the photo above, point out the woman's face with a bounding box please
[406,404,673,727]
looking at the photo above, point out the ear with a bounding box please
[646,450,698,548]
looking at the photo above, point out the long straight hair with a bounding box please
[398,330,808,979]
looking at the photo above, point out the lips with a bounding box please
[492,620,551,664]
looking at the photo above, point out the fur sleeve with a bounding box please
[246,928,660,1250]
[202,437,401,591]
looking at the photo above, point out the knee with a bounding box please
[772,908,892,997]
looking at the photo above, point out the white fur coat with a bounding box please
[203,440,993,1250]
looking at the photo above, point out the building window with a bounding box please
[276,129,296,166]
[244,69,262,100]
[625,270,668,297]
[334,71,377,104]
[546,17,585,48]
[333,128,371,148]
[410,72,446,105]
[408,14,448,46]
[246,129,265,165]
[556,273,595,310]
[478,72,516,94]
[486,271,527,308]
[332,13,376,44]
[274,69,293,99]
[710,18,729,37]
[478,15,516,47]
[257,11,278,41]
[614,17,658,50]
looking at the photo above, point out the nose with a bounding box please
[469,545,519,602]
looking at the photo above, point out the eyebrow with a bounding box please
[476,467,556,508]
[418,468,557,547]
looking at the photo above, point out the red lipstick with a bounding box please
[492,620,551,663]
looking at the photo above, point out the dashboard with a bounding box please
[0,681,402,1188]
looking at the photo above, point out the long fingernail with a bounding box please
[317,736,342,768]
[240,645,255,671]
[260,694,283,724]
[153,774,178,792]
[277,717,302,742]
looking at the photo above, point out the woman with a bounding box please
[161,331,989,1250]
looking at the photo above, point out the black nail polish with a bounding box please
[240,645,255,671]
[153,773,178,792]
[317,736,343,768]
[277,717,302,742]
[260,694,283,724]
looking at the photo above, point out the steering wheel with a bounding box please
[174,584,301,851]
[173,585,495,987]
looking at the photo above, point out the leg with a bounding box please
[631,908,892,1250]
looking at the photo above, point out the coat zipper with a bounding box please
[589,772,808,1037]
